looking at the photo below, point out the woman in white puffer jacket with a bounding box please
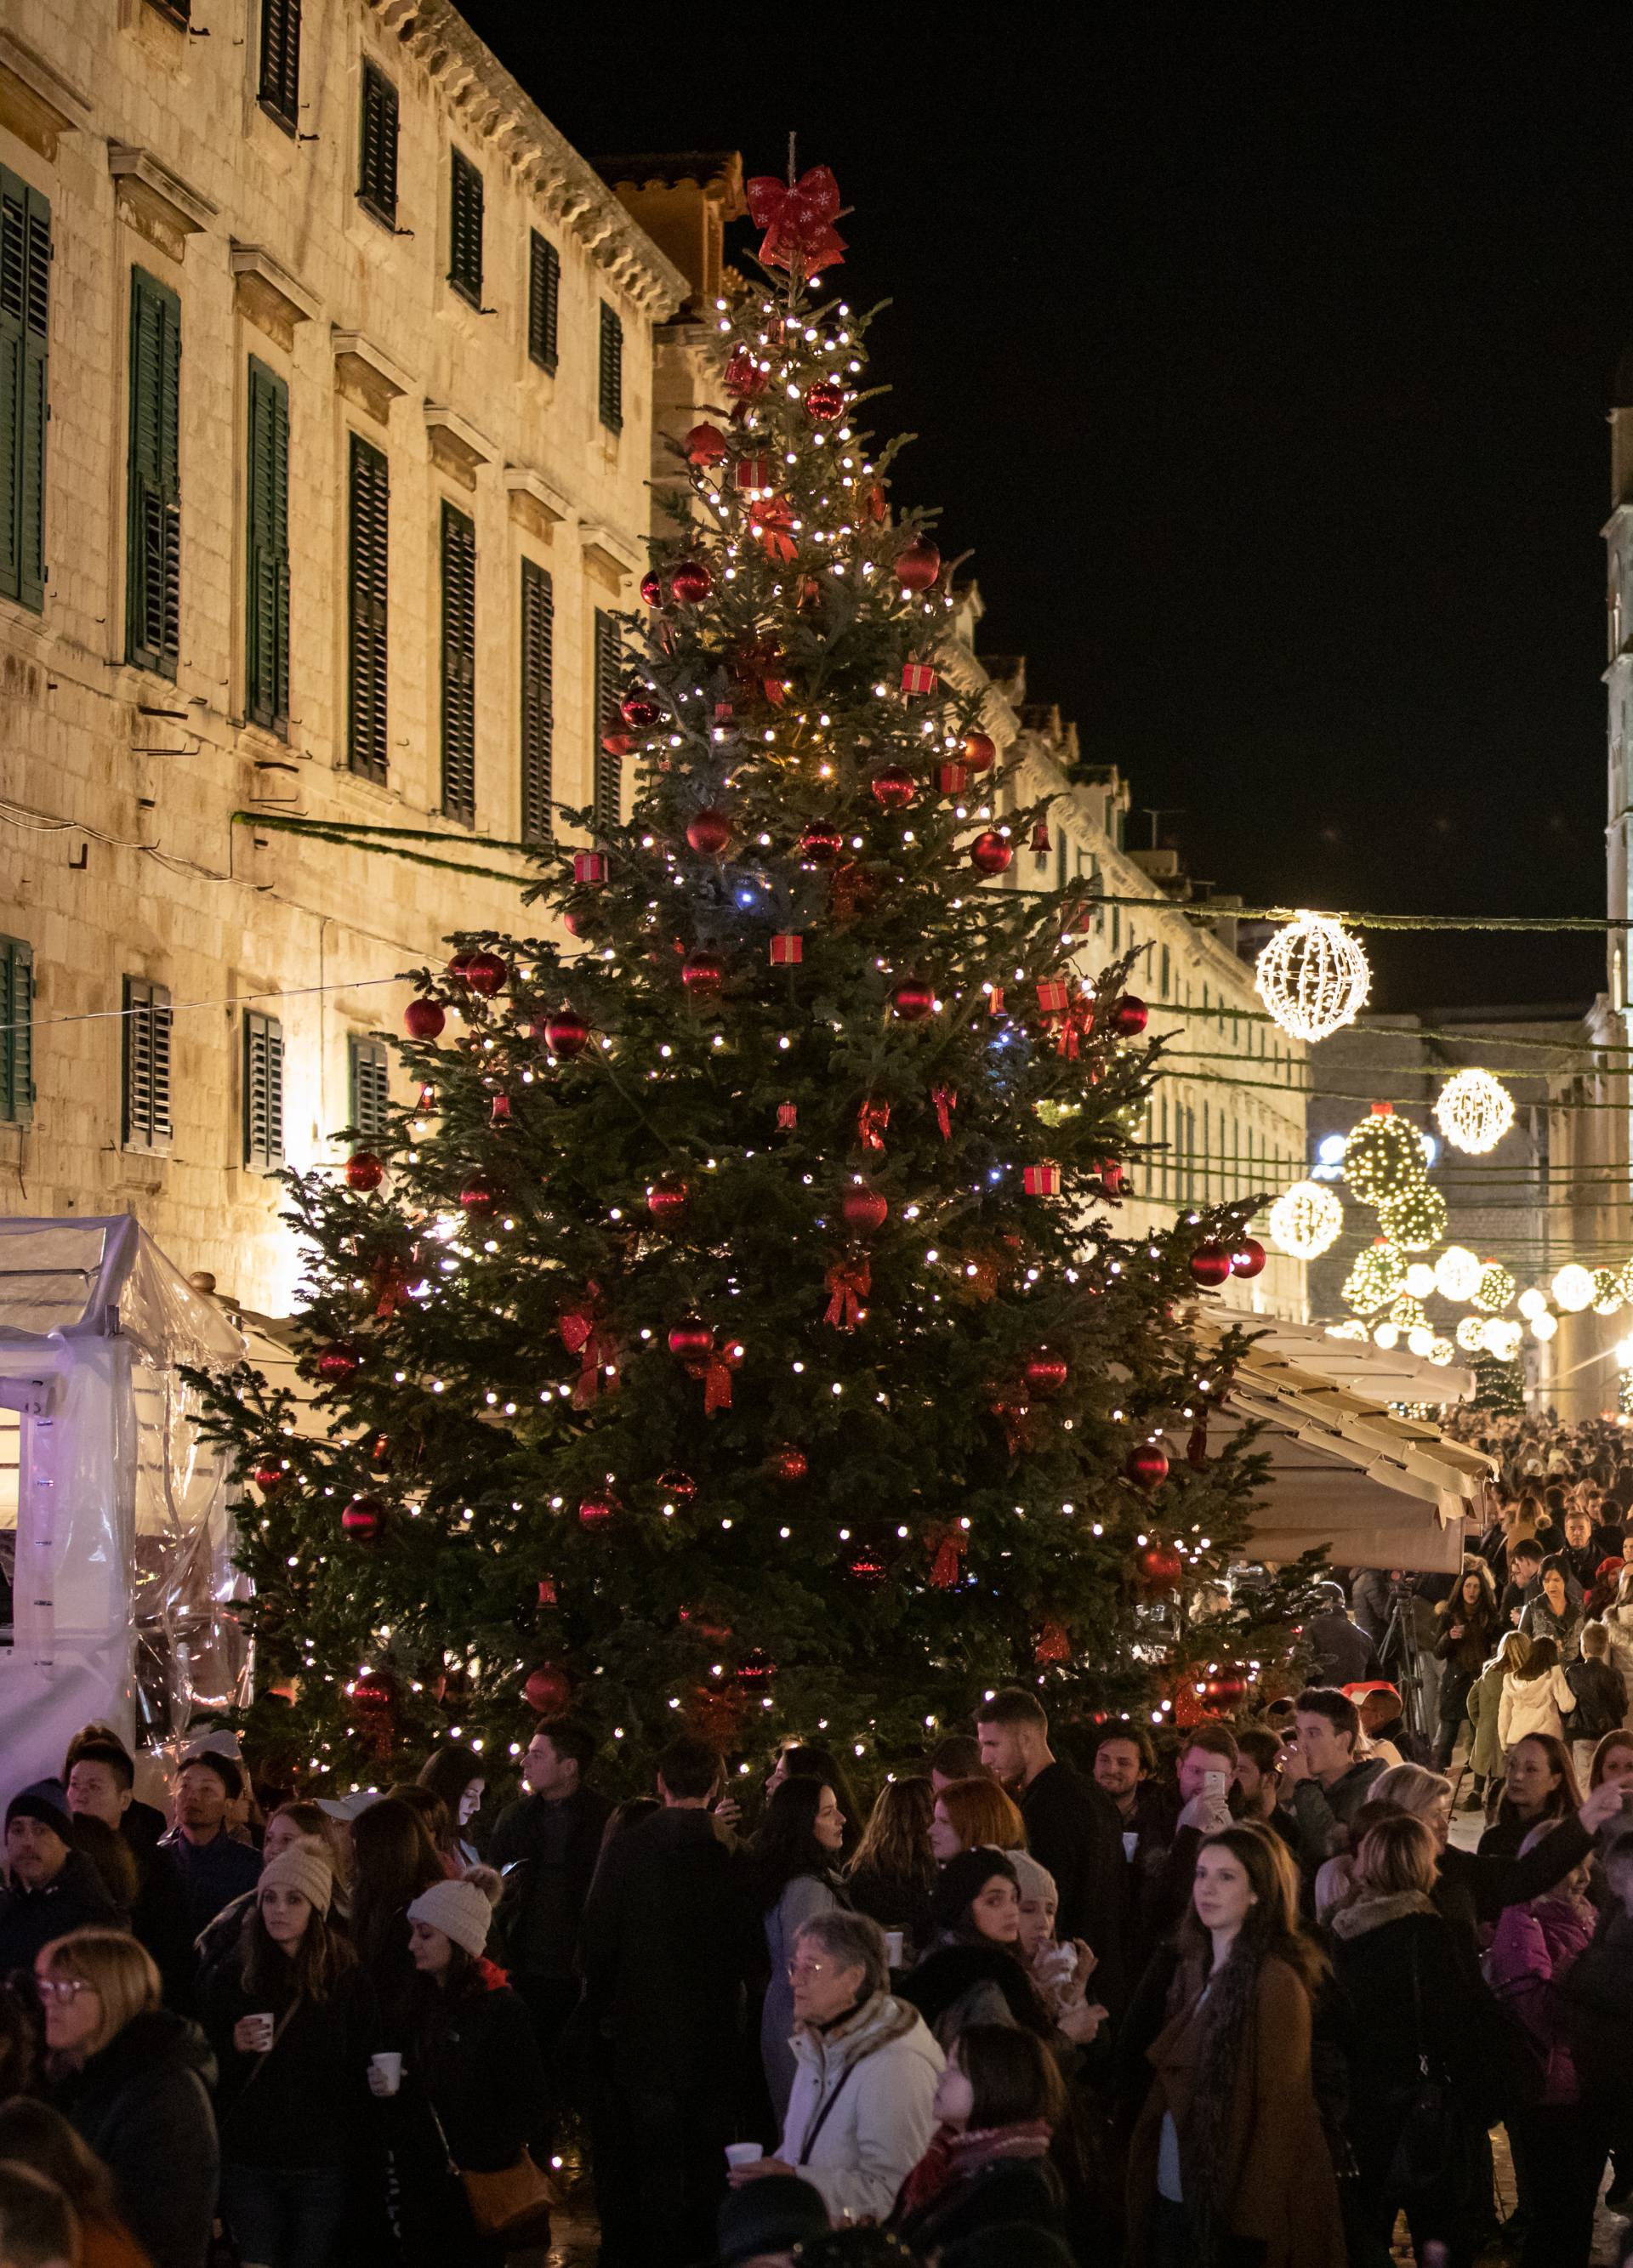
[1600,1569,1633,1722]
[1498,1634,1578,1748]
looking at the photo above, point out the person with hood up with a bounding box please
[37,1926,218,2268]
[0,1787,116,1975]
[728,1911,943,2228]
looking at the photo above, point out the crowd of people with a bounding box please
[3,1447,1633,2266]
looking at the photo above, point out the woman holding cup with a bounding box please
[202,1847,367,2268]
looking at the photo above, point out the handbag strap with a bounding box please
[797,2060,859,2165]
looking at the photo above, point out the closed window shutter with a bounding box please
[245,358,290,734]
[440,502,476,821]
[0,937,32,1124]
[348,1033,391,1140]
[126,267,181,676]
[520,558,554,843]
[593,607,623,832]
[346,433,389,781]
[0,171,49,613]
[358,63,398,225]
[122,977,173,1151]
[243,1011,285,1170]
[258,0,301,128]
[597,303,623,432]
[449,151,483,304]
[527,232,559,371]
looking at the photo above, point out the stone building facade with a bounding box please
[0,0,683,1315]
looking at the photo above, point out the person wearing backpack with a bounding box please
[1565,1623,1626,1791]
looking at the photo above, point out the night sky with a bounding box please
[463,7,1633,1013]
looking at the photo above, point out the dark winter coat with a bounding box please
[1017,1760,1127,2008]
[1304,1608,1380,1685]
[1280,1754,1386,1872]
[1559,1901,1633,2107]
[844,1858,936,1959]
[1328,1896,1499,2131]
[0,1847,117,1974]
[128,1838,196,2009]
[202,1947,375,2169]
[893,2154,1066,2254]
[54,2009,219,2268]
[898,1941,1055,2049]
[490,1782,612,1979]
[162,1829,261,1940]
[1435,1601,1499,1680]
[1565,1656,1627,1743]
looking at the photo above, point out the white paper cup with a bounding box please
[725,2142,764,2169]
[371,2051,403,2095]
[884,1930,906,1968]
[247,2013,276,2052]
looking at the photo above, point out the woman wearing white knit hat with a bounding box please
[202,1844,367,2268]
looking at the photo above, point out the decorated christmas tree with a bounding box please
[197,167,1309,1790]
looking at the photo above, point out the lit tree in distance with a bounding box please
[197,164,1307,1786]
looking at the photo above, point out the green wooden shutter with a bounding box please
[243,1011,285,1170]
[346,433,389,781]
[348,1033,390,1140]
[527,232,559,371]
[448,151,483,304]
[358,62,399,225]
[593,607,623,831]
[520,558,554,843]
[440,502,476,821]
[127,267,181,677]
[258,0,301,128]
[245,358,290,734]
[0,937,33,1124]
[597,303,623,431]
[0,171,49,613]
[122,977,173,1150]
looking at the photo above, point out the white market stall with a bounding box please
[0,1216,248,1805]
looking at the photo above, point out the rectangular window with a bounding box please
[439,500,476,821]
[527,232,559,372]
[257,0,301,129]
[126,267,181,677]
[1160,944,1170,1000]
[146,0,191,22]
[520,558,554,844]
[242,1010,284,1172]
[597,302,623,433]
[358,61,399,227]
[348,1033,390,1140]
[0,936,32,1125]
[592,607,623,831]
[122,977,173,1152]
[345,434,389,781]
[245,358,289,735]
[448,150,483,305]
[0,169,50,615]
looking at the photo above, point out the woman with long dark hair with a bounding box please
[751,1776,848,2121]
[415,1744,486,1868]
[899,1850,1056,2055]
[1434,1561,1499,1769]
[845,1778,937,1960]
[349,1798,446,2027]
[1125,1823,1340,2268]
[1478,1732,1580,1861]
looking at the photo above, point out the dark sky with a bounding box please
[463,6,1633,1012]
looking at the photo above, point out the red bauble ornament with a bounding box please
[841,1184,889,1235]
[578,1494,614,1530]
[963,730,997,772]
[543,1009,590,1060]
[799,819,845,865]
[1025,1349,1069,1398]
[1111,996,1149,1038]
[766,1445,809,1483]
[621,692,661,729]
[315,1344,361,1384]
[1202,1665,1249,1713]
[804,377,846,422]
[1232,1237,1267,1280]
[341,1494,385,1542]
[345,1151,385,1192]
[522,1663,572,1714]
[600,730,634,759]
[681,950,725,997]
[459,1173,500,1219]
[1138,1541,1185,1592]
[668,1316,714,1361]
[403,998,445,1041]
[686,809,732,856]
[1189,1241,1233,1290]
[736,1648,777,1689]
[894,537,941,593]
[669,559,714,605]
[451,951,507,996]
[846,1547,888,1585]
[252,1462,286,1491]
[640,569,664,607]
[723,344,767,399]
[683,421,727,465]
[646,1175,690,1224]
[869,765,917,812]
[970,830,1013,877]
[657,1469,698,1505]
[1124,1442,1170,1492]
[891,977,936,1021]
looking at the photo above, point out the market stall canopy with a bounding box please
[1211,1314,1474,1407]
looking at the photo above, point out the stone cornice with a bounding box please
[365,0,688,319]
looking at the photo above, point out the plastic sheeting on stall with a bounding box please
[0,1217,246,1805]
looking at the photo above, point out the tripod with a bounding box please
[1380,1583,1433,1746]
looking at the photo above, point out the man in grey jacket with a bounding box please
[1277,1685,1385,1879]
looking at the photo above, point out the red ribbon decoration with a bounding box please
[823,1256,871,1331]
[777,1101,799,1131]
[1186,1420,1209,1470]
[703,1356,734,1416]
[1034,1618,1072,1665]
[930,1086,957,1140]
[370,1253,408,1320]
[925,1523,966,1590]
[559,1287,615,1409]
[748,497,796,563]
[857,1096,890,1154]
[744,165,848,276]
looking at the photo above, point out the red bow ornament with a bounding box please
[823,1256,871,1331]
[856,1096,890,1155]
[370,1250,412,1320]
[748,496,796,563]
[925,1523,966,1590]
[930,1086,957,1141]
[559,1287,617,1410]
[744,165,848,276]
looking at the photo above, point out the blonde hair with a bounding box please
[40,1930,159,2055]
[1352,1812,1437,1900]
[1369,1763,1453,1822]
[1582,1620,1611,1661]
[934,1776,1027,1853]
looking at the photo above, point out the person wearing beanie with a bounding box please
[0,1784,117,1972]
[201,1833,366,2268]
[714,2169,830,2264]
[405,1878,489,1959]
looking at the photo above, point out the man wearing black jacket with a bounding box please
[975,1688,1125,2012]
[0,1785,115,1973]
[65,1739,193,2006]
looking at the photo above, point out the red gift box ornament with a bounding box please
[770,933,804,966]
[823,1255,871,1330]
[702,1338,743,1416]
[901,661,940,698]
[734,457,774,493]
[987,986,1005,1017]
[572,851,606,886]
[1023,1161,1062,1197]
[744,163,848,277]
[1035,979,1070,1020]
[1035,1618,1073,1666]
[777,1101,799,1131]
[936,763,970,796]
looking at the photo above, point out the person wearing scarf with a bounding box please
[890,2021,1067,2255]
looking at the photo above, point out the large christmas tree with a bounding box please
[198,167,1306,1792]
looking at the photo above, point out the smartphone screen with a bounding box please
[1203,1769,1228,1800]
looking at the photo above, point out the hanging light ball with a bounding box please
[404,998,446,1041]
[1434,1068,1515,1156]
[1025,1349,1070,1397]
[1531,1310,1559,1343]
[1407,1325,1436,1358]
[686,809,732,856]
[894,537,942,593]
[667,1316,714,1361]
[669,559,714,605]
[341,1494,386,1542]
[657,1469,697,1506]
[452,950,508,997]
[1473,1261,1516,1314]
[1124,1442,1170,1492]
[1592,1267,1624,1316]
[1428,1336,1455,1366]
[1255,911,1371,1041]
[1342,1109,1423,1206]
[522,1663,572,1714]
[1434,1246,1482,1302]
[891,976,936,1022]
[315,1344,361,1384]
[620,691,661,730]
[1372,1322,1400,1350]
[1268,1180,1343,1260]
[841,1183,890,1236]
[766,1445,809,1484]
[1188,1241,1234,1289]
[1551,1264,1596,1314]
[1455,1315,1488,1352]
[1377,1181,1448,1253]
[969,831,1013,877]
[683,421,728,464]
[1517,1287,1548,1322]
[459,1173,500,1219]
[1231,1237,1267,1280]
[578,1494,615,1529]
[640,568,664,607]
[252,1461,287,1492]
[804,377,846,423]
[1110,997,1149,1038]
[1343,1242,1408,1316]
[345,1151,385,1193]
[1404,1263,1437,1299]
[1138,1541,1185,1592]
[869,765,917,812]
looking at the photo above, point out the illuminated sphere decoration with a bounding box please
[1343,1242,1408,1316]
[1404,1263,1437,1299]
[1454,1316,1487,1352]
[1592,1268,1624,1317]
[1377,1180,1448,1253]
[1255,911,1371,1042]
[1407,1325,1435,1358]
[1267,1180,1343,1260]
[1516,1287,1548,1322]
[1388,1295,1430,1335]
[1434,1246,1482,1303]
[1551,1264,1595,1315]
[1342,1111,1424,1207]
[1428,1337,1455,1367]
[1372,1322,1400,1350]
[1531,1310,1558,1342]
[1619,1258,1633,1309]
[1473,1261,1516,1315]
[1433,1068,1515,1156]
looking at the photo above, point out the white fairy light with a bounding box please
[1255,911,1370,1042]
[1433,1068,1515,1156]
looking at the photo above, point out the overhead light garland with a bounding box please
[1255,911,1371,1042]
[1266,1180,1344,1259]
[1433,1068,1515,1156]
